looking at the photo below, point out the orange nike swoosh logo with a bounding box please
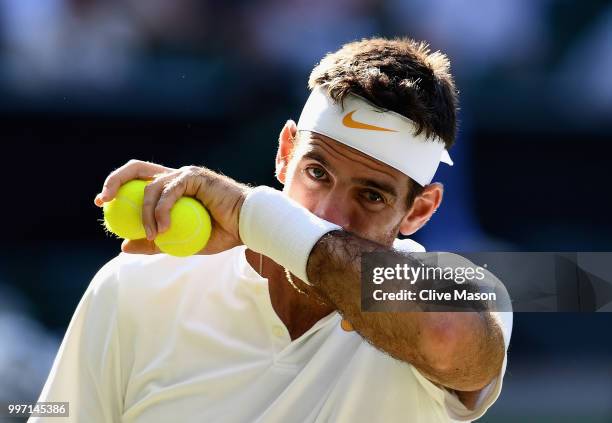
[342,110,397,132]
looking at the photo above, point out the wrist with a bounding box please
[238,186,341,283]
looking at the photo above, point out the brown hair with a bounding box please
[307,37,459,206]
[309,37,458,148]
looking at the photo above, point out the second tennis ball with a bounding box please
[103,179,212,257]
[154,196,212,257]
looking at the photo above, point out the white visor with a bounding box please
[296,86,453,186]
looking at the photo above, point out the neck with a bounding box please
[245,248,335,340]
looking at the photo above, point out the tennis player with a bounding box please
[32,37,512,422]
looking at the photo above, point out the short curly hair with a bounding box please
[308,37,459,149]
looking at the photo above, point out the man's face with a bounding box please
[280,131,413,247]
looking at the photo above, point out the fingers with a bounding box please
[155,177,188,233]
[121,239,161,255]
[95,159,173,206]
[142,172,177,240]
[143,169,198,239]
[99,163,216,253]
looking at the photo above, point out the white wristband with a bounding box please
[239,186,342,283]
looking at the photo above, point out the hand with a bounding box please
[94,159,251,255]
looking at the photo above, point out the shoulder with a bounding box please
[101,247,236,283]
[103,249,243,321]
[83,250,236,320]
[83,248,242,349]
[79,254,126,315]
[111,249,238,290]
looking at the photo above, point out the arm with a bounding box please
[94,162,507,393]
[30,257,125,422]
[306,230,507,393]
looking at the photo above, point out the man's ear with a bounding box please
[399,182,444,236]
[275,120,298,184]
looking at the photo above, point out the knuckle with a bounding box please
[181,165,201,176]
[143,182,156,194]
[158,187,170,199]
[158,187,171,201]
[152,171,169,179]
[168,177,185,191]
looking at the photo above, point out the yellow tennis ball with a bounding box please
[103,179,148,240]
[154,197,212,257]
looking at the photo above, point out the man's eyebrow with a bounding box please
[351,178,398,198]
[302,151,332,169]
[302,150,398,198]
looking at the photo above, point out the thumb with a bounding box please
[121,239,161,255]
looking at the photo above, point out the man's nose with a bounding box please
[313,191,351,230]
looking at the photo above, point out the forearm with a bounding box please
[306,230,505,391]
[237,186,506,390]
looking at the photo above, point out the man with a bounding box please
[33,37,512,422]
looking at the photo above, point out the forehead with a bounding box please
[295,131,410,187]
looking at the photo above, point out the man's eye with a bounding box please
[364,190,384,203]
[306,167,326,180]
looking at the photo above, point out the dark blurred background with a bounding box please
[0,0,611,422]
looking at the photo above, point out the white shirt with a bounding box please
[31,244,512,422]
